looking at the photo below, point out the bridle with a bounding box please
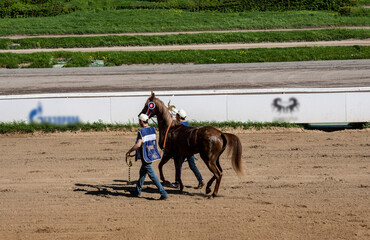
[145,100,173,152]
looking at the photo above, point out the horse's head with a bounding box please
[139,91,160,119]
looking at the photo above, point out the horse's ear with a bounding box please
[150,91,155,100]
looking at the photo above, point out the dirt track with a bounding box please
[1,60,369,95]
[0,129,369,239]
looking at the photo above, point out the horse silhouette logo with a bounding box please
[272,97,299,113]
[146,142,159,159]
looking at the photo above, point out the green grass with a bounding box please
[62,0,359,12]
[0,121,303,134]
[0,121,137,134]
[189,121,303,130]
[0,0,361,17]
[359,0,370,5]
[0,46,369,68]
[0,9,369,36]
[1,28,370,50]
[2,121,367,134]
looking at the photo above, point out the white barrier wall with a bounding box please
[0,88,369,124]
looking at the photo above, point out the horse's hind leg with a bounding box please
[201,154,222,198]
[205,176,216,194]
[207,162,222,198]
[174,156,184,193]
[208,136,226,197]
[205,158,223,194]
[199,153,215,194]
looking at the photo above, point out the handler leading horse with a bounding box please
[140,92,243,198]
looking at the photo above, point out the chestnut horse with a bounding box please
[139,92,243,198]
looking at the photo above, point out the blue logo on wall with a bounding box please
[29,102,80,124]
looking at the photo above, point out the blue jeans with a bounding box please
[136,159,168,198]
[178,156,203,184]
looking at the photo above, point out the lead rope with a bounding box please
[126,154,134,185]
[151,119,158,126]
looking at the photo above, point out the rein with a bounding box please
[162,119,173,151]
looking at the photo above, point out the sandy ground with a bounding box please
[0,128,369,240]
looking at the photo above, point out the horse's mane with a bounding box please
[153,97,174,124]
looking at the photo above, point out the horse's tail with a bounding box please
[221,133,244,177]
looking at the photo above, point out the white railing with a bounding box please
[1,88,369,124]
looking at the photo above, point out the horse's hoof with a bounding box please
[205,188,211,194]
[162,180,171,187]
[208,195,214,199]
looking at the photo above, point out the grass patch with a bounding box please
[2,121,367,134]
[0,121,137,134]
[1,28,370,50]
[189,121,303,130]
[363,122,370,128]
[0,9,369,36]
[0,0,359,19]
[359,0,370,5]
[0,46,369,68]
[348,122,370,129]
[0,121,303,134]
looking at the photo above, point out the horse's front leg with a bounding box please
[158,154,171,187]
[174,156,184,193]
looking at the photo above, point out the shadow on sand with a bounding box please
[73,180,205,200]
